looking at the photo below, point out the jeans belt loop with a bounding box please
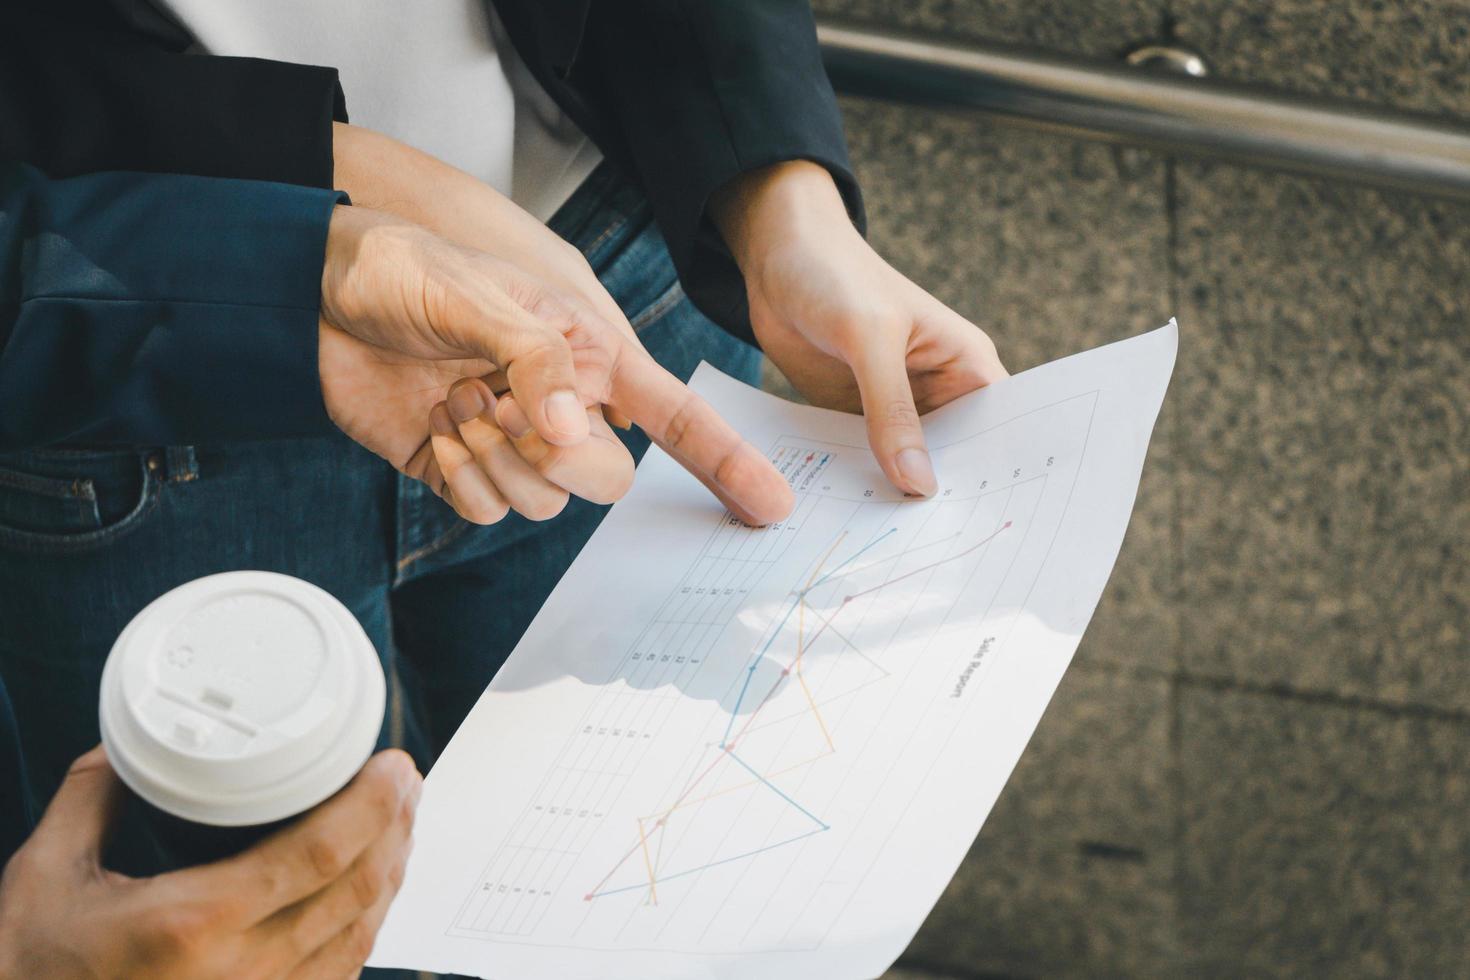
[164,446,200,484]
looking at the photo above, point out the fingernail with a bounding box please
[544,390,586,440]
[896,447,937,496]
[496,398,532,439]
[447,382,487,423]
[429,404,455,436]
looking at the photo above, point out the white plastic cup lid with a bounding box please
[99,571,386,827]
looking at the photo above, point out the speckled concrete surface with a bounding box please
[838,99,1171,376]
[1178,686,1470,978]
[1172,162,1470,712]
[1172,0,1470,115]
[812,0,1163,59]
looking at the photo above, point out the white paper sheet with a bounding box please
[370,322,1178,979]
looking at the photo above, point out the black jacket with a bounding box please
[4,0,866,343]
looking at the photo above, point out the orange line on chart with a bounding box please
[794,538,842,751]
[805,532,848,593]
[637,817,658,904]
[793,593,835,751]
[587,522,1014,901]
[640,536,849,884]
[797,601,889,675]
[641,747,837,824]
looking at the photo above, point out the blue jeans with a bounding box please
[0,164,760,877]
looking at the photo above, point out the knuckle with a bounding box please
[438,455,465,482]
[507,329,573,374]
[588,461,635,506]
[561,239,592,271]
[661,400,698,453]
[305,832,352,881]
[368,772,403,825]
[521,490,569,522]
[881,398,922,431]
[245,860,286,907]
[387,850,410,893]
[831,304,899,347]
[344,916,377,965]
[468,496,510,525]
[196,892,244,930]
[3,843,43,884]
[349,858,385,910]
[141,907,201,959]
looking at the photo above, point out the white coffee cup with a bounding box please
[99,571,385,834]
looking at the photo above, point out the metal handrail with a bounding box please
[817,21,1470,201]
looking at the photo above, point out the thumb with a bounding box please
[28,744,126,868]
[850,340,938,497]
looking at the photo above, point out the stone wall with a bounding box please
[796,2,1470,976]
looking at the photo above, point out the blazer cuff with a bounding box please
[1,166,345,448]
[1,7,343,188]
[586,2,866,344]
[685,154,865,346]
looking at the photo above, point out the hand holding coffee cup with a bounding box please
[98,571,387,862]
[0,571,417,979]
[0,745,420,979]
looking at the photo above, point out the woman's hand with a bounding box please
[711,160,1007,497]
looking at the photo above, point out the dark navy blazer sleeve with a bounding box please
[0,2,345,189]
[0,164,345,450]
[494,0,866,345]
[576,1,865,342]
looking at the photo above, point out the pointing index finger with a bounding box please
[608,342,793,525]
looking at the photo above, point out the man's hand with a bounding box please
[0,746,421,980]
[317,204,794,526]
[712,160,1007,497]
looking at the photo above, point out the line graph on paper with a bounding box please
[446,391,1099,954]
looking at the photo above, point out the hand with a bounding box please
[711,160,1008,497]
[331,122,641,386]
[330,123,635,521]
[0,746,421,980]
[317,205,794,525]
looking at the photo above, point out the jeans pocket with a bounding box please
[0,447,163,554]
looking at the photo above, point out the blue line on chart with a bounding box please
[806,527,899,592]
[722,594,802,746]
[725,750,829,830]
[721,527,898,746]
[588,827,830,899]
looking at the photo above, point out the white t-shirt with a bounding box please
[159,0,602,220]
